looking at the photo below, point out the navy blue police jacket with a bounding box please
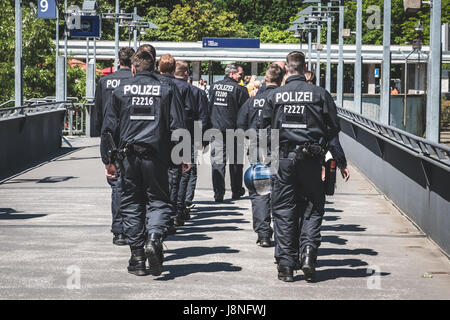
[100,70,186,165]
[237,85,277,131]
[209,76,250,132]
[261,74,340,147]
[95,68,132,133]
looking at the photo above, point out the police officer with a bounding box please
[261,51,340,282]
[101,50,187,276]
[95,47,135,246]
[136,46,187,236]
[258,61,288,95]
[182,88,210,210]
[173,61,210,225]
[209,64,250,202]
[157,55,189,228]
[237,63,285,247]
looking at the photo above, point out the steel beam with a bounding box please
[326,2,332,92]
[426,0,442,142]
[15,0,23,108]
[337,1,344,107]
[114,0,119,72]
[354,0,362,113]
[316,3,321,86]
[380,0,391,124]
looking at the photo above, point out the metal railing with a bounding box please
[63,103,86,135]
[0,100,72,119]
[337,106,450,171]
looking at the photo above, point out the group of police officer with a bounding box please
[97,45,349,282]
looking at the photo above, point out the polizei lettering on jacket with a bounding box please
[106,79,121,89]
[213,84,234,92]
[123,84,161,96]
[275,91,313,103]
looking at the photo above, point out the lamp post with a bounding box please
[103,8,158,63]
[292,1,343,92]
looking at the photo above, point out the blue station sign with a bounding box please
[202,38,260,49]
[70,16,102,38]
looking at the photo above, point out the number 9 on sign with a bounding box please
[40,0,48,12]
[38,0,56,19]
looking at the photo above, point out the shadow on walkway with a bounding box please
[164,246,239,263]
[294,268,390,283]
[0,208,46,220]
[155,262,242,281]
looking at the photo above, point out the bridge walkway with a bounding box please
[0,137,449,299]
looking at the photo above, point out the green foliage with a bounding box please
[141,0,247,42]
[259,26,298,44]
[67,64,87,101]
[0,1,56,104]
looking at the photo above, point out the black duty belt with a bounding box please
[121,143,153,157]
[280,142,325,159]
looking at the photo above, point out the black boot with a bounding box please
[301,245,317,282]
[174,214,185,227]
[232,188,245,200]
[256,236,271,248]
[145,233,164,276]
[182,206,191,220]
[277,265,294,282]
[127,248,147,276]
[166,219,177,236]
[113,233,127,246]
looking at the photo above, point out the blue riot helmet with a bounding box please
[244,163,272,195]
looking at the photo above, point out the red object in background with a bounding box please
[69,58,110,76]
[101,66,114,76]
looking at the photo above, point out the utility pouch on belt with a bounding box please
[324,158,337,196]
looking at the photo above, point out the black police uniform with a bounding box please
[159,74,199,224]
[153,73,189,232]
[95,68,132,240]
[261,74,340,281]
[237,85,278,244]
[176,85,210,217]
[158,74,188,214]
[209,76,250,201]
[101,70,186,275]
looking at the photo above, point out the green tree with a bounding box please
[141,0,247,42]
[0,1,56,104]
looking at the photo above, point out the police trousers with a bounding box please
[271,153,325,268]
[177,145,197,212]
[107,162,123,234]
[120,152,173,248]
[168,164,182,216]
[210,134,244,199]
[249,190,272,239]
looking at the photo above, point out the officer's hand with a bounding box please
[321,166,326,182]
[182,162,192,173]
[105,164,118,179]
[340,168,350,182]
